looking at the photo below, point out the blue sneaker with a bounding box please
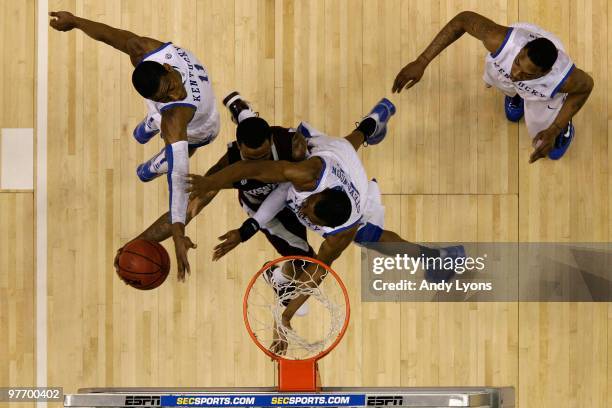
[548,121,574,160]
[136,150,166,182]
[360,98,396,145]
[133,117,159,144]
[504,95,524,122]
[424,245,466,283]
[136,163,162,182]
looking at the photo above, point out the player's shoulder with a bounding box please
[270,126,294,141]
[159,104,196,128]
[302,156,327,181]
[226,141,241,164]
[281,157,325,190]
[558,66,594,94]
[127,37,168,64]
[270,126,295,158]
[458,11,509,53]
[270,125,292,135]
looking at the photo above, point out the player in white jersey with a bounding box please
[188,99,405,260]
[49,11,221,279]
[392,11,593,163]
[188,99,461,264]
[187,98,466,353]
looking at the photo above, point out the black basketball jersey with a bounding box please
[227,126,295,211]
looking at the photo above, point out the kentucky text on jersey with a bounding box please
[176,47,206,101]
[492,61,548,98]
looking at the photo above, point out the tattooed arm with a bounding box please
[421,11,508,60]
[136,153,229,242]
[530,68,594,163]
[393,11,509,92]
[550,67,594,130]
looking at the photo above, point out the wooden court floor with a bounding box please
[0,1,610,407]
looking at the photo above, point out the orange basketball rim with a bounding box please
[243,256,350,392]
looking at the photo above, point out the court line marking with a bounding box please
[1,128,35,189]
[36,0,48,404]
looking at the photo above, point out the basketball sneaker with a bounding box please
[133,116,159,144]
[136,148,166,182]
[223,91,258,124]
[547,121,574,160]
[358,98,396,145]
[424,245,466,283]
[504,94,524,122]
[263,265,309,317]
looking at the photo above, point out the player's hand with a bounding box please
[212,229,241,261]
[187,196,204,219]
[392,57,428,93]
[186,174,215,200]
[270,319,290,356]
[530,126,560,163]
[173,235,197,282]
[49,11,78,31]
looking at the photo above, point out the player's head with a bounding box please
[132,61,187,103]
[300,188,352,228]
[236,117,273,160]
[513,38,558,81]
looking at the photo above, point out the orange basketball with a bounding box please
[115,239,170,290]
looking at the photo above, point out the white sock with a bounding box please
[238,109,256,123]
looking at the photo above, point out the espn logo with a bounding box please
[124,396,161,406]
[366,396,403,406]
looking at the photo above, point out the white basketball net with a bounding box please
[245,258,348,360]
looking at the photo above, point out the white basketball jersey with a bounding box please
[483,23,575,136]
[285,123,369,237]
[143,43,220,145]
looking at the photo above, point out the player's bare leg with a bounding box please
[264,260,311,317]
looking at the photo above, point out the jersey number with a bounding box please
[194,64,208,82]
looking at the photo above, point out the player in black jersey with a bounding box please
[217,115,316,258]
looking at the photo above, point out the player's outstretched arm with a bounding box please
[114,154,227,276]
[49,11,163,66]
[316,227,360,267]
[392,11,508,92]
[187,158,322,199]
[159,106,197,281]
[529,67,594,163]
[212,183,290,261]
[135,153,229,243]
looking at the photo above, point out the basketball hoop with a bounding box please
[243,256,350,392]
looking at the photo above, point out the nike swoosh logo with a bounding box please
[547,105,559,110]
